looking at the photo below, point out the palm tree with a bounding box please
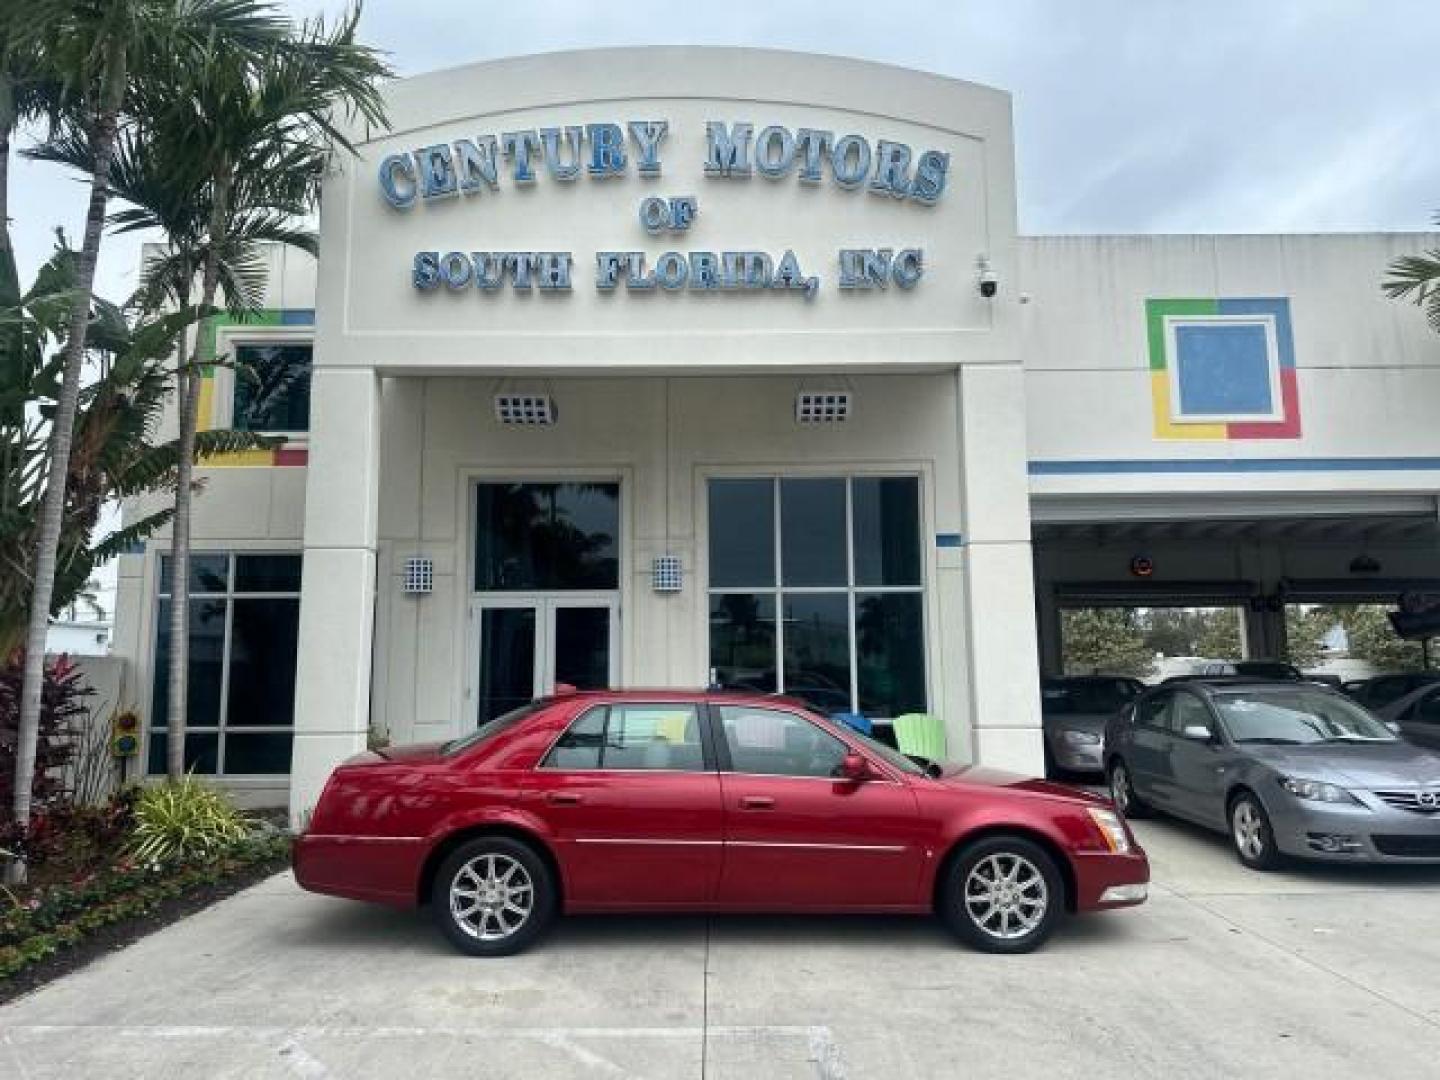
[4,0,287,884]
[1383,219,1440,332]
[130,8,387,777]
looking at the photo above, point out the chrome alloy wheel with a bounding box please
[450,853,534,942]
[1232,800,1265,861]
[962,852,1049,941]
[1110,764,1131,814]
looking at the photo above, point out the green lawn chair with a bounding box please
[892,713,946,761]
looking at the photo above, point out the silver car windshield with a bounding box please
[1213,689,1396,745]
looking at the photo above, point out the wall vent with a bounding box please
[402,556,434,595]
[795,391,851,423]
[494,394,557,426]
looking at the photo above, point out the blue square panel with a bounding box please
[1174,322,1273,417]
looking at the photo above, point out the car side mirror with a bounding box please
[1384,720,1401,735]
[839,752,871,781]
[1181,724,1215,743]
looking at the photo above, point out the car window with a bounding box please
[1170,694,1214,736]
[443,703,542,756]
[1212,689,1397,745]
[717,705,850,778]
[1416,689,1440,724]
[1133,692,1174,732]
[1041,680,1138,716]
[542,704,707,771]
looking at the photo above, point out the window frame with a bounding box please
[148,550,302,778]
[212,326,314,441]
[537,703,718,774]
[704,473,929,719]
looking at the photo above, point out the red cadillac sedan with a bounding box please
[295,690,1149,955]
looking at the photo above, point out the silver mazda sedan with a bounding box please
[1104,679,1440,869]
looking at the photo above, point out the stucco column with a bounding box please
[289,368,382,825]
[957,364,1044,773]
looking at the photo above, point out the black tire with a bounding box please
[432,836,557,957]
[939,835,1065,954]
[1229,792,1282,871]
[1107,758,1152,819]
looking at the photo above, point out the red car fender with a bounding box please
[915,789,1095,906]
[416,803,569,905]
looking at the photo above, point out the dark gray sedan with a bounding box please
[1105,679,1440,869]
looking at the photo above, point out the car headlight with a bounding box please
[1061,729,1102,747]
[1087,807,1133,854]
[1280,778,1363,806]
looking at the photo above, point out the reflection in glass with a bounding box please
[857,592,927,717]
[553,606,611,690]
[233,554,303,593]
[708,479,775,588]
[226,598,300,726]
[223,732,294,774]
[151,599,226,728]
[159,553,229,594]
[781,593,852,714]
[475,483,619,591]
[478,607,537,723]
[233,343,312,432]
[709,593,777,690]
[146,732,219,775]
[852,477,921,587]
[781,478,846,587]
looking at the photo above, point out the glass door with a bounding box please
[469,598,618,725]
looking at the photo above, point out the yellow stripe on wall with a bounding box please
[1151,371,1226,440]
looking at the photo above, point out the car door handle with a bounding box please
[547,792,583,806]
[738,796,775,810]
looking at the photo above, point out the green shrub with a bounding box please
[125,778,252,865]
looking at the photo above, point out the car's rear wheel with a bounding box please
[1229,792,1282,871]
[433,837,556,956]
[1108,759,1151,819]
[940,836,1064,954]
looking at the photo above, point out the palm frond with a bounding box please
[1382,250,1440,333]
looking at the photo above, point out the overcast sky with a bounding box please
[10,0,1440,305]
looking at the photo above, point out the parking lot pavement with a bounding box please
[4,822,1440,1080]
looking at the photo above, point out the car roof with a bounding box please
[536,688,814,708]
[1155,676,1330,694]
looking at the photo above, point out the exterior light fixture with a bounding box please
[494,393,557,426]
[652,554,683,593]
[795,391,851,423]
[402,556,434,595]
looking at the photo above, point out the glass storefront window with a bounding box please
[474,482,620,591]
[150,553,301,775]
[707,476,927,719]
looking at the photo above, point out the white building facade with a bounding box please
[107,50,1440,816]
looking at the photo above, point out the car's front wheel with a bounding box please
[433,836,556,956]
[1230,792,1282,871]
[940,836,1064,954]
[1108,758,1151,819]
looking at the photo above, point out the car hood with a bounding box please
[341,741,447,767]
[1041,712,1112,737]
[1243,742,1440,788]
[935,764,1109,805]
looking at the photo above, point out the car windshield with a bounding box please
[442,703,541,756]
[1041,680,1138,716]
[1212,689,1396,745]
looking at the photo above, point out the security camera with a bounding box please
[977,257,998,299]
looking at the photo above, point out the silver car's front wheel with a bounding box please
[940,836,1064,954]
[1230,793,1280,871]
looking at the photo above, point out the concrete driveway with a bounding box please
[4,818,1440,1079]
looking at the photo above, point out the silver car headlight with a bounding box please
[1280,778,1363,806]
[1061,729,1102,747]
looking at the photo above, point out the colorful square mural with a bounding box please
[197,308,314,467]
[1147,297,1300,440]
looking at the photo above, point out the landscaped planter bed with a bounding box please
[1,833,290,1004]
